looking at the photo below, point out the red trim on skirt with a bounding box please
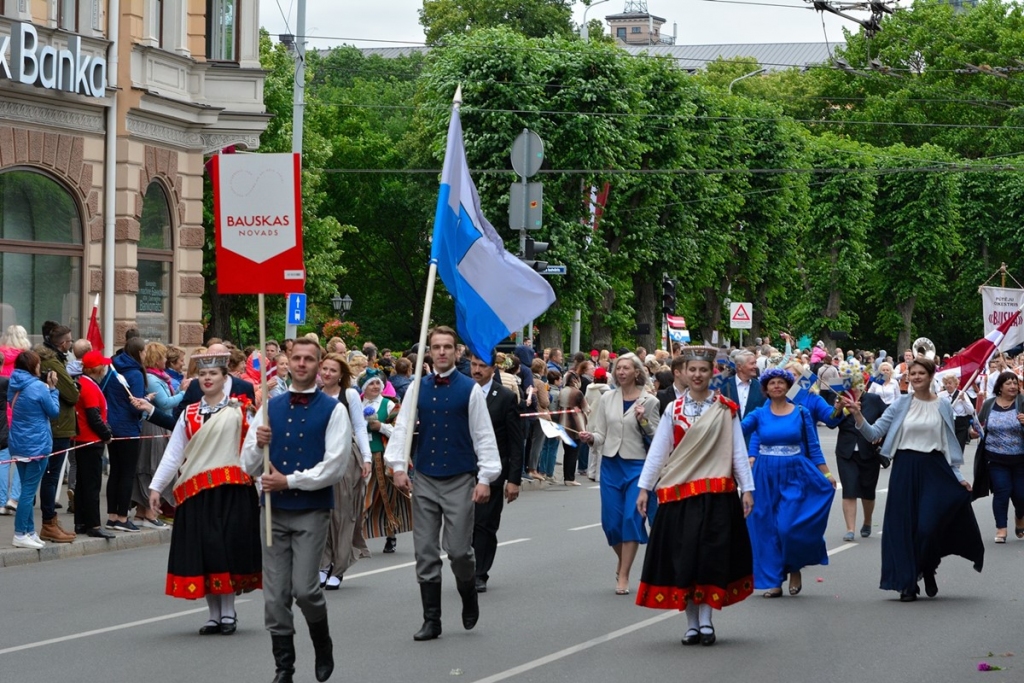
[635,576,753,611]
[656,477,736,504]
[173,465,253,505]
[166,571,263,599]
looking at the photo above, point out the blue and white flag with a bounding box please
[431,96,556,362]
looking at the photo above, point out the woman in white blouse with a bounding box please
[868,362,899,406]
[845,357,984,602]
[579,354,661,596]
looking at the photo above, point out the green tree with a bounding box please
[419,0,576,46]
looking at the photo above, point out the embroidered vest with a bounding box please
[655,396,739,504]
[172,402,252,505]
[414,372,477,478]
[367,397,394,453]
[266,390,335,510]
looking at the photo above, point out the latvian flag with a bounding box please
[939,301,1024,390]
[666,314,690,343]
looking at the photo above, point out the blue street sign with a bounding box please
[287,293,306,325]
[540,265,567,276]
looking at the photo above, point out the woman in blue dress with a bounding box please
[742,368,836,597]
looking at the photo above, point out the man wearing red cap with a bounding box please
[74,351,115,538]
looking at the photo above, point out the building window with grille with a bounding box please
[137,181,174,342]
[206,0,237,61]
[58,0,77,31]
[616,27,626,39]
[631,26,641,33]
[0,170,84,341]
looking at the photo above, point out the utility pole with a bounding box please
[285,0,306,341]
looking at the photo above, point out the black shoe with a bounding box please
[413,582,443,641]
[271,634,296,683]
[456,579,480,630]
[475,578,487,593]
[199,620,222,635]
[923,571,938,598]
[681,628,700,646]
[220,616,237,635]
[86,527,116,539]
[308,617,334,682]
[383,537,396,553]
[900,590,918,602]
[699,626,716,646]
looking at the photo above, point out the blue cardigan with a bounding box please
[856,394,964,482]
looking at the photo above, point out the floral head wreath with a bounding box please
[758,367,795,390]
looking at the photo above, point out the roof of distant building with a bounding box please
[356,42,844,73]
[605,12,668,22]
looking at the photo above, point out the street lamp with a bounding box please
[581,0,610,43]
[331,293,353,319]
[727,67,767,95]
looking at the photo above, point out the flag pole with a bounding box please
[259,293,272,547]
[400,84,462,468]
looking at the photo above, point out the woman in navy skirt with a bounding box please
[742,368,836,598]
[845,357,984,602]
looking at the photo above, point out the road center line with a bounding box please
[345,538,531,580]
[470,612,679,683]
[568,523,602,531]
[827,543,858,557]
[0,599,252,656]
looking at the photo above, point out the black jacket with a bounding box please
[824,389,886,461]
[483,380,524,486]
[657,386,680,415]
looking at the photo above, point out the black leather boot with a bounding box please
[456,578,479,630]
[270,634,296,683]
[308,617,334,682]
[413,581,443,641]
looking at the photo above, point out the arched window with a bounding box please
[137,180,174,342]
[0,169,83,341]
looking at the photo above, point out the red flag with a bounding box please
[940,305,1023,390]
[86,294,104,353]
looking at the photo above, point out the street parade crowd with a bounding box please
[1,321,1017,679]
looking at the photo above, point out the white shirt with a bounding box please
[638,394,754,492]
[736,379,752,416]
[868,380,899,406]
[383,367,502,485]
[240,387,354,491]
[939,389,976,418]
[324,386,372,463]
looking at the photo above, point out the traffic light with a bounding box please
[523,238,549,272]
[662,277,676,314]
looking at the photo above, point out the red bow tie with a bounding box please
[434,375,450,387]
[290,393,311,405]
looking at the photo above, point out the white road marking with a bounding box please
[344,538,531,580]
[0,599,252,656]
[470,612,679,683]
[827,543,858,557]
[877,488,888,494]
[589,485,600,490]
[568,523,602,531]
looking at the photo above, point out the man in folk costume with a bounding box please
[635,346,755,647]
[241,339,353,683]
[385,326,501,641]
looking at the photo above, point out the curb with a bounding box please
[0,527,171,568]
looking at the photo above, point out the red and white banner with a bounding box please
[981,286,1024,352]
[212,153,305,294]
[940,301,1024,390]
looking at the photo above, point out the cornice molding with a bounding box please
[0,99,105,134]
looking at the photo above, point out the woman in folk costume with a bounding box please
[318,353,373,590]
[361,368,411,552]
[742,368,836,598]
[148,352,262,635]
[635,346,754,647]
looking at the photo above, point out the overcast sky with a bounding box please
[259,0,865,49]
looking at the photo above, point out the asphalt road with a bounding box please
[1,428,1021,683]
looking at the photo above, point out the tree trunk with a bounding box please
[895,295,917,355]
[538,322,563,355]
[589,287,615,351]
[633,274,658,352]
[207,291,234,342]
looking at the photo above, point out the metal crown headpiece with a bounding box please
[680,346,719,364]
[192,352,230,370]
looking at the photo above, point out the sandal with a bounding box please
[789,571,802,596]
[615,587,630,595]
[995,534,1007,544]
[1015,517,1024,539]
[762,589,783,598]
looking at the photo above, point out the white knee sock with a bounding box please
[698,603,713,630]
[220,593,236,619]
[205,595,221,622]
[685,602,699,631]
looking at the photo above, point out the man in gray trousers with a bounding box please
[386,325,501,641]
[242,338,352,683]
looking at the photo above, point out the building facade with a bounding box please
[0,0,267,348]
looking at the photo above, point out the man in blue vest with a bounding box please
[385,326,501,641]
[242,338,353,683]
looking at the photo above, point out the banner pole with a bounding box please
[401,261,439,469]
[259,293,272,547]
